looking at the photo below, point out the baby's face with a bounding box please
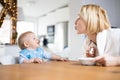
[26,33,40,49]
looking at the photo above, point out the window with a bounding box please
[0,20,35,44]
[47,25,55,43]
[0,20,11,43]
[17,21,35,38]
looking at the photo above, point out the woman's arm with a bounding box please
[94,55,120,66]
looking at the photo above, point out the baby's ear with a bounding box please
[24,41,29,47]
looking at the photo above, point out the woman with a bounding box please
[75,4,120,66]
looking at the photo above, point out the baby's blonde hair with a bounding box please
[80,4,111,34]
[18,31,33,50]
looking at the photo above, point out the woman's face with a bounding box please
[74,16,86,34]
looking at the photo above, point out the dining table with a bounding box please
[0,61,120,80]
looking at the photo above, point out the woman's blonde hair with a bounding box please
[80,4,111,34]
[18,31,33,50]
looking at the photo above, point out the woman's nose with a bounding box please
[75,19,78,25]
[74,18,79,30]
[75,18,79,25]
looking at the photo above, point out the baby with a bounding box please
[18,31,68,64]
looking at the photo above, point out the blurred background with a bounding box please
[0,0,120,62]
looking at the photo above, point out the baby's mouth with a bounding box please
[37,40,40,44]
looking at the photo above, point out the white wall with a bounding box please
[38,7,69,35]
[68,0,84,60]
[54,22,68,52]
[37,7,69,53]
[68,0,120,60]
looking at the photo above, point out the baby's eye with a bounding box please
[33,37,36,40]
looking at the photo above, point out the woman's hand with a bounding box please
[86,47,96,57]
[94,55,118,66]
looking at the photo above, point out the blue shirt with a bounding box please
[19,47,51,63]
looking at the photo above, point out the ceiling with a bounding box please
[18,0,69,18]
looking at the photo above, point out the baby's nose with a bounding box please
[37,39,40,44]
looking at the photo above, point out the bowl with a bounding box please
[78,58,95,66]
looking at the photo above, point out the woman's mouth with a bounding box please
[75,27,77,30]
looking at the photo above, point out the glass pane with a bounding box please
[0,20,11,44]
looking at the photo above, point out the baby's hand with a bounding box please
[33,58,43,63]
[59,57,69,61]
